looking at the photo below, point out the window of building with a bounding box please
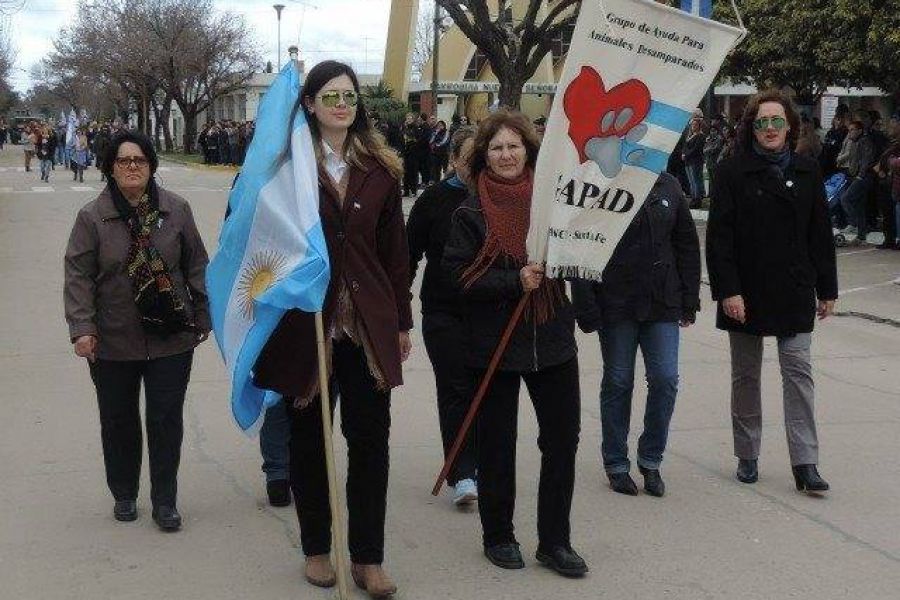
[550,16,576,65]
[465,49,489,80]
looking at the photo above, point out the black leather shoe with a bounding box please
[638,466,665,497]
[536,546,589,577]
[113,500,137,522]
[793,464,829,494]
[484,543,525,569]
[736,459,758,484]
[152,505,182,531]
[608,472,638,496]
[266,479,291,507]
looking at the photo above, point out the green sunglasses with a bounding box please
[753,116,787,131]
[319,90,359,108]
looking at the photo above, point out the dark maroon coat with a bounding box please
[254,155,413,397]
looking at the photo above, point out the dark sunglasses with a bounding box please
[753,116,787,131]
[115,156,149,168]
[319,90,358,108]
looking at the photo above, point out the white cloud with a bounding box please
[9,0,396,92]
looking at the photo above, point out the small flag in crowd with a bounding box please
[206,61,329,432]
[680,0,713,18]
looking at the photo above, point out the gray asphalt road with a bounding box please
[1,148,899,600]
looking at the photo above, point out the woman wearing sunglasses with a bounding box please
[253,60,410,598]
[706,90,837,494]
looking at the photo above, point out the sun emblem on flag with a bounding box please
[236,249,289,319]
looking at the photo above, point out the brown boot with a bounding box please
[304,554,336,588]
[350,563,397,598]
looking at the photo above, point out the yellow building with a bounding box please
[383,0,574,123]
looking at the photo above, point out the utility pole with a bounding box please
[274,4,286,69]
[431,1,440,116]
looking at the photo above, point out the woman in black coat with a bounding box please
[443,110,587,577]
[706,89,838,494]
[408,126,480,507]
[572,172,700,498]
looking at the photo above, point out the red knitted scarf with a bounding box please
[461,168,562,324]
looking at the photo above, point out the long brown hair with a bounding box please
[289,60,402,179]
[735,89,801,154]
[469,109,541,180]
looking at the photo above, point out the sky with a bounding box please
[5,0,403,93]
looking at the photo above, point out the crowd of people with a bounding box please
[56,50,853,600]
[197,120,255,166]
[7,119,124,183]
[666,104,900,250]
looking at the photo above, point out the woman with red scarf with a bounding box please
[442,110,587,577]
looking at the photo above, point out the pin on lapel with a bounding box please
[353,202,361,210]
[786,180,794,188]
[662,199,669,207]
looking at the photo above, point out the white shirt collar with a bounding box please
[321,140,348,184]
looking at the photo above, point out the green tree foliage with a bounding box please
[363,81,409,126]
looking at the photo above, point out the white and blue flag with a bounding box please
[66,109,77,148]
[680,0,712,18]
[207,62,329,432]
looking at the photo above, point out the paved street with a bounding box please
[1,145,899,600]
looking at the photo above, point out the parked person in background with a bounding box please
[682,118,706,208]
[36,131,55,182]
[795,116,822,159]
[72,127,90,183]
[706,89,837,494]
[704,115,726,190]
[429,120,451,182]
[407,126,479,508]
[0,120,7,149]
[839,118,877,244]
[873,114,900,250]
[64,131,211,531]
[820,116,847,176]
[94,125,112,182]
[443,110,588,578]
[417,113,434,187]
[23,123,37,172]
[401,113,419,197]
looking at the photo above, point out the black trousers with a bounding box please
[289,340,391,565]
[89,351,194,507]
[474,357,580,550]
[422,312,476,486]
[877,181,896,243]
[402,151,419,196]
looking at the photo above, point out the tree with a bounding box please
[436,0,580,108]
[411,0,435,82]
[364,81,409,126]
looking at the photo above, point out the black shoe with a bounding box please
[608,472,639,496]
[152,505,182,531]
[793,464,829,494]
[736,459,758,483]
[638,466,665,497]
[536,545,589,577]
[484,542,525,569]
[113,500,137,522]
[266,479,291,507]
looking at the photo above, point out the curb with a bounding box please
[159,156,238,172]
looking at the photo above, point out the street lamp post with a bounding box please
[274,4,286,69]
[431,2,441,117]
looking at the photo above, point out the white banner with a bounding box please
[527,0,744,279]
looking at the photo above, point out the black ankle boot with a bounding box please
[792,464,829,493]
[736,459,758,483]
[608,472,639,496]
[638,466,665,497]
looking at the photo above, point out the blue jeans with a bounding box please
[685,161,705,201]
[840,176,873,238]
[599,320,680,474]
[259,398,290,482]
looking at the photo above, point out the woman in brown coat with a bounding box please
[253,60,411,598]
[64,131,210,531]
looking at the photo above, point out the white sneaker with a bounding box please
[452,478,478,506]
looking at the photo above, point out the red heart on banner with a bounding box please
[563,66,652,163]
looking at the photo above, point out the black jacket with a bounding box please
[683,132,706,164]
[442,195,577,373]
[571,173,701,333]
[408,178,469,315]
[706,152,838,337]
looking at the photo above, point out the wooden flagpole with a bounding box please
[431,292,530,496]
[314,312,350,599]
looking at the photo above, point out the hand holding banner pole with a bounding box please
[315,312,350,599]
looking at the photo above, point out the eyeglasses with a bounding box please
[753,116,787,131]
[318,90,358,108]
[115,156,149,169]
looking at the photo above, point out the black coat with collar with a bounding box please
[706,151,838,337]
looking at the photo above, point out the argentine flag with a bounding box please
[207,62,329,432]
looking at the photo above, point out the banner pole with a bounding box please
[314,312,350,600]
[431,292,530,496]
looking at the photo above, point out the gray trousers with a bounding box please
[729,331,819,466]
